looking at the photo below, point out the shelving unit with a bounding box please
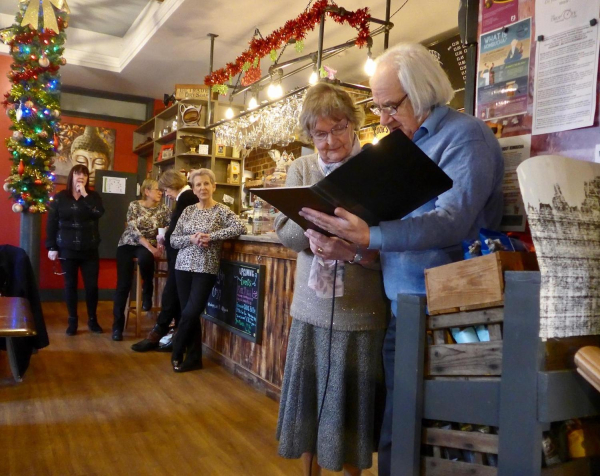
[132,99,244,213]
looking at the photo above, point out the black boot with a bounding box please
[66,317,78,336]
[174,329,203,373]
[88,316,103,334]
[131,324,167,352]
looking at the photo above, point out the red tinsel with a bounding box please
[204,0,370,87]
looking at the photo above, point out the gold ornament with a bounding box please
[20,0,70,33]
[12,203,23,213]
[28,205,38,213]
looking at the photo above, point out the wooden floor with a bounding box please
[1,302,378,476]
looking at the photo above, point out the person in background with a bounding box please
[131,169,198,352]
[275,82,387,476]
[111,178,170,342]
[298,43,504,476]
[169,168,245,372]
[46,164,105,336]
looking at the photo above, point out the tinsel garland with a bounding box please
[2,4,68,214]
[204,0,370,90]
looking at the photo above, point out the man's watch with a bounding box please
[348,248,363,264]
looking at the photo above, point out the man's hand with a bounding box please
[299,207,370,247]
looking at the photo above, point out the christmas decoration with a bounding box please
[204,0,370,89]
[2,1,68,213]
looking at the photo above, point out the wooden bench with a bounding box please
[0,296,36,382]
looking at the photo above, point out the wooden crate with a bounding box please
[425,252,538,316]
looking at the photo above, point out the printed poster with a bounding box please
[481,0,519,34]
[477,18,531,121]
[535,0,600,37]
[532,21,600,135]
[498,134,531,231]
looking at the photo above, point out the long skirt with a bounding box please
[276,318,386,471]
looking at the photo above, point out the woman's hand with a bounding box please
[192,232,211,248]
[148,244,163,259]
[75,182,87,197]
[304,230,356,261]
[299,207,370,247]
[48,250,59,261]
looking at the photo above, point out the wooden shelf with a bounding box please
[156,130,177,144]
[153,157,175,166]
[215,156,242,160]
[176,153,212,159]
[216,182,241,187]
[133,140,154,156]
[134,118,155,134]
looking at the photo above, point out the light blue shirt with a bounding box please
[368,106,504,312]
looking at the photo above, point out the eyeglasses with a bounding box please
[370,94,409,116]
[310,121,350,141]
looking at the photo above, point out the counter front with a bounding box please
[201,233,296,399]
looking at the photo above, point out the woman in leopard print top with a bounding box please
[169,168,245,372]
[111,179,170,341]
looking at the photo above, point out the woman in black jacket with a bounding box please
[46,164,105,336]
[131,169,198,352]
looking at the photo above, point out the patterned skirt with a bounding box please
[276,319,386,471]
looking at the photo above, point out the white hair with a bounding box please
[373,43,454,119]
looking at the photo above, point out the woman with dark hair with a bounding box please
[46,164,105,336]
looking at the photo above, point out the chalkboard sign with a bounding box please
[428,34,468,111]
[202,260,265,344]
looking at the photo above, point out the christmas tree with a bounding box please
[2,0,69,214]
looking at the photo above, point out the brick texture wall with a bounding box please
[244,143,304,179]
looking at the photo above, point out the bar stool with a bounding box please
[124,257,168,337]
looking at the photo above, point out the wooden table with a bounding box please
[0,296,37,382]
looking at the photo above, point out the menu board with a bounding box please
[203,260,265,343]
[428,34,468,111]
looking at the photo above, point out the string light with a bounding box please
[225,107,234,119]
[364,48,376,76]
[248,96,258,110]
[309,68,318,85]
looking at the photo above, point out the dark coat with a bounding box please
[46,190,104,255]
[0,245,49,376]
[165,188,199,260]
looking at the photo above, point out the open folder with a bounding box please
[250,129,453,235]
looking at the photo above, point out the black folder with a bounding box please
[251,129,453,235]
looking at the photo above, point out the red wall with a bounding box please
[0,54,145,291]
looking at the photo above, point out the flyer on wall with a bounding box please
[498,134,531,232]
[480,0,519,34]
[535,0,600,37]
[476,18,531,122]
[531,2,600,135]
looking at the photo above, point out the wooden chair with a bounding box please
[124,257,168,337]
[0,296,37,382]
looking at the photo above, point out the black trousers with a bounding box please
[172,270,216,359]
[155,251,181,332]
[59,257,99,319]
[112,245,155,332]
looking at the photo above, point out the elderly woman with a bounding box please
[46,164,105,336]
[131,170,198,352]
[299,43,505,476]
[170,168,245,372]
[275,82,387,476]
[112,178,170,341]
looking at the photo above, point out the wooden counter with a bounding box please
[201,233,296,400]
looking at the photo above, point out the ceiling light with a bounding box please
[364,49,376,77]
[309,69,318,85]
[225,107,234,119]
[248,97,258,110]
[267,82,283,100]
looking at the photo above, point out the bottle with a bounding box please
[252,196,264,235]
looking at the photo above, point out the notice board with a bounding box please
[203,260,265,344]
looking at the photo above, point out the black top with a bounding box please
[165,188,199,260]
[46,189,105,259]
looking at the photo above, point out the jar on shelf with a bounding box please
[252,196,275,235]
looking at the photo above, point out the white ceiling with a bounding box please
[0,0,460,103]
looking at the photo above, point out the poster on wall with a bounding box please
[480,0,519,34]
[532,19,600,135]
[477,18,532,121]
[54,125,116,186]
[535,0,600,38]
[428,34,468,110]
[498,134,531,231]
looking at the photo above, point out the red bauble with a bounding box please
[17,159,24,176]
[34,179,42,185]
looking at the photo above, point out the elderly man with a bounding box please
[300,43,504,475]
